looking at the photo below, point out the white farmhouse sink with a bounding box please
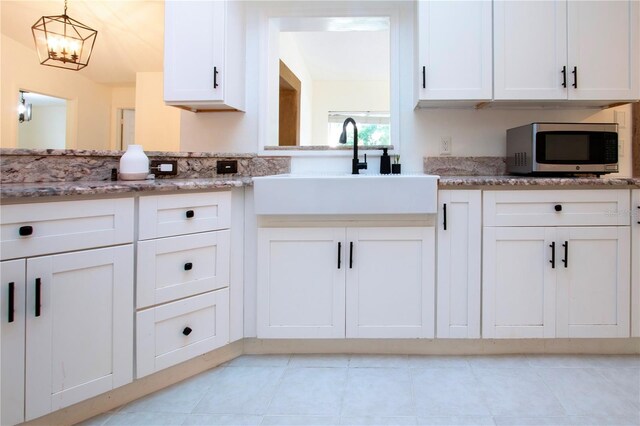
[253,174,439,215]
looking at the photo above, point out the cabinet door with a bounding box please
[437,191,481,338]
[1,259,25,426]
[483,227,556,338]
[417,0,492,101]
[24,246,133,421]
[556,227,630,338]
[567,1,640,100]
[346,227,435,338]
[493,0,567,100]
[257,228,346,338]
[632,190,640,337]
[164,1,225,103]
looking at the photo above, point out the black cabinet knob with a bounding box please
[184,262,193,271]
[185,210,195,219]
[554,204,562,212]
[182,327,192,336]
[19,226,33,236]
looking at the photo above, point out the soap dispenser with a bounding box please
[379,148,391,174]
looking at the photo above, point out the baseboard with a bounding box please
[243,337,640,355]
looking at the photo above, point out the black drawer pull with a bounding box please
[213,67,219,89]
[8,282,15,323]
[549,242,556,269]
[443,203,447,230]
[561,66,567,88]
[572,66,578,88]
[19,226,33,236]
[185,210,195,219]
[562,241,568,268]
[554,204,562,212]
[337,242,342,269]
[183,327,192,336]
[184,262,193,271]
[349,242,354,269]
[35,278,41,317]
[422,66,426,89]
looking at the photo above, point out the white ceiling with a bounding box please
[284,30,390,81]
[1,0,164,85]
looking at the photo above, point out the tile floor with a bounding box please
[79,354,640,426]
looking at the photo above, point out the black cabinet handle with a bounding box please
[554,204,562,212]
[562,241,568,268]
[637,206,639,224]
[572,66,578,88]
[184,262,193,271]
[185,210,195,219]
[549,242,556,269]
[213,67,219,89]
[8,282,15,323]
[35,278,41,317]
[422,66,426,89]
[337,242,342,269]
[349,242,354,269]
[182,327,192,336]
[443,203,447,230]
[561,66,567,88]
[19,226,33,236]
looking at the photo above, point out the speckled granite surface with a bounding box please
[438,176,635,188]
[264,145,394,151]
[0,148,290,183]
[0,177,253,199]
[424,156,507,176]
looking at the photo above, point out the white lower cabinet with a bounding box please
[257,227,435,339]
[1,246,134,424]
[436,190,482,338]
[483,226,630,338]
[135,190,232,378]
[136,288,229,378]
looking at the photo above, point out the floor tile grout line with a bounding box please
[262,355,292,416]
[530,367,572,417]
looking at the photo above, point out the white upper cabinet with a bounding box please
[416,0,492,104]
[164,0,245,111]
[494,0,639,101]
[567,1,640,100]
[494,0,567,100]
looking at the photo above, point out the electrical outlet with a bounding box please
[217,160,238,174]
[150,160,178,176]
[619,139,625,157]
[440,136,452,156]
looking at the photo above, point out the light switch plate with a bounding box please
[440,136,452,156]
[619,139,625,157]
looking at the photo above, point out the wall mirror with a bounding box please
[262,8,400,152]
[17,91,67,149]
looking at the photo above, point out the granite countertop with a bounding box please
[438,175,639,188]
[2,175,639,199]
[0,177,253,199]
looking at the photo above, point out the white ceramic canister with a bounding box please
[119,144,149,180]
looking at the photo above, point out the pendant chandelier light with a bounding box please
[31,0,98,71]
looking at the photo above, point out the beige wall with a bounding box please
[1,35,112,150]
[110,86,136,150]
[134,72,180,152]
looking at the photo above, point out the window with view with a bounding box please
[327,112,390,147]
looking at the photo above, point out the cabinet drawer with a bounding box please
[137,230,230,309]
[0,198,134,260]
[483,190,630,227]
[136,288,229,378]
[138,192,231,240]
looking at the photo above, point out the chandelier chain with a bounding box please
[64,0,68,15]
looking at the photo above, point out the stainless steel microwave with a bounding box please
[506,123,618,175]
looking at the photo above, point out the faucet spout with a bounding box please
[338,117,367,174]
